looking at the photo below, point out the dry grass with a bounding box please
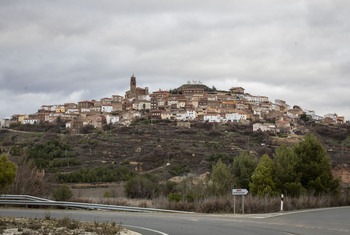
[177,194,343,213]
[73,191,350,214]
[75,196,155,208]
[285,193,350,211]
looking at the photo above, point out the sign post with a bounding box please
[233,195,236,214]
[232,189,248,214]
[280,194,284,211]
[242,194,245,214]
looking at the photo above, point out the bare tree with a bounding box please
[9,156,49,197]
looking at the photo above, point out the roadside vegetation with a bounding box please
[0,216,123,234]
[1,122,350,213]
[77,134,348,213]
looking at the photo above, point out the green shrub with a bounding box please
[168,192,181,202]
[169,164,190,176]
[164,181,178,195]
[27,139,75,169]
[50,158,82,168]
[122,160,130,165]
[0,154,17,191]
[44,212,51,220]
[10,146,23,156]
[124,174,159,199]
[56,217,79,229]
[186,193,196,202]
[207,153,233,163]
[103,191,112,198]
[52,185,73,201]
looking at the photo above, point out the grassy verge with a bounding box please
[73,192,350,214]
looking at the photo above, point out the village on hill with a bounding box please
[1,75,346,133]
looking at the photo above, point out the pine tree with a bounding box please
[249,154,277,196]
[233,151,258,189]
[209,159,234,196]
[293,134,339,194]
[273,145,305,196]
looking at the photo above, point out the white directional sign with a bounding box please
[232,189,248,196]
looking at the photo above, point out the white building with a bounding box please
[0,119,10,128]
[176,112,187,121]
[41,105,58,112]
[106,115,120,124]
[244,95,269,104]
[311,114,323,121]
[324,113,337,121]
[23,118,40,125]
[101,104,113,113]
[253,123,275,132]
[81,108,91,113]
[203,113,221,123]
[66,108,79,114]
[133,101,151,110]
[225,112,247,122]
[91,106,102,112]
[122,111,142,121]
[304,110,316,116]
[167,100,178,107]
[186,110,197,120]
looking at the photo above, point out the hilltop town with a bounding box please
[0,75,346,132]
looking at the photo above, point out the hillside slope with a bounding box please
[1,122,350,182]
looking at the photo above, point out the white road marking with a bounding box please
[124,225,168,235]
[262,206,350,218]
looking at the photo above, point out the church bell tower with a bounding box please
[130,74,136,98]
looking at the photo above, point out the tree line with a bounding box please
[123,134,339,201]
[204,133,339,198]
[57,166,135,183]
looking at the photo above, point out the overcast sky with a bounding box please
[1,0,349,120]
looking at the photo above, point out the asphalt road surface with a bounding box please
[1,206,349,235]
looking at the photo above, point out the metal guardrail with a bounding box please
[0,195,191,214]
[0,195,54,202]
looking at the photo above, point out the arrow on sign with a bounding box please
[232,189,248,195]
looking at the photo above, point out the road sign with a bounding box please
[232,189,248,214]
[232,189,248,196]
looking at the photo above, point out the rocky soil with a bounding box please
[0,216,135,235]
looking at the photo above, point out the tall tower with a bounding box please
[130,74,136,98]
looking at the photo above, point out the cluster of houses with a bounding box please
[1,75,346,133]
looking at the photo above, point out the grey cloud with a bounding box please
[0,1,349,119]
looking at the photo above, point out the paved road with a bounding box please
[1,207,350,234]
